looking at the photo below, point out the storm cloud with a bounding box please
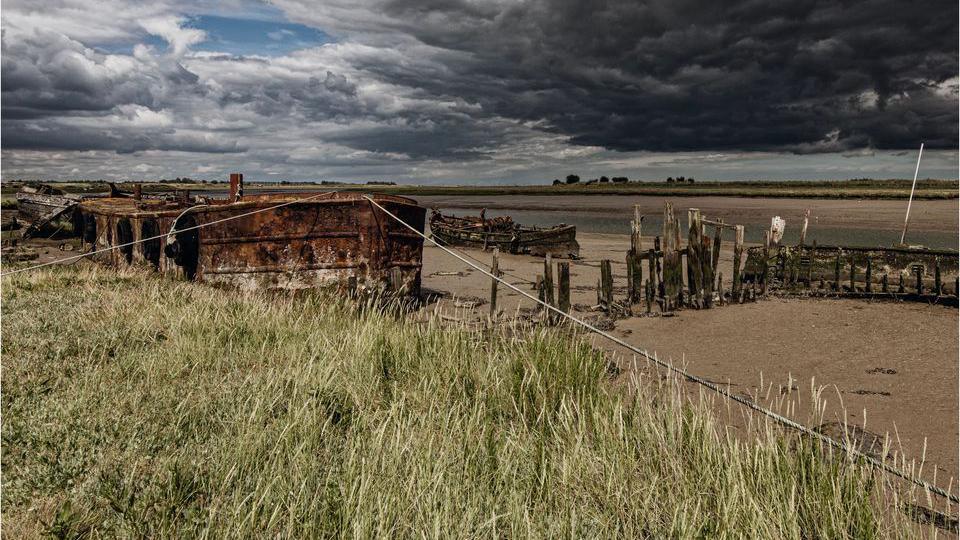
[1,0,957,181]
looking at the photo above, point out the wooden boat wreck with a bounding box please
[72,175,426,294]
[15,184,85,237]
[429,209,579,258]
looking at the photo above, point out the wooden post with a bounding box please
[630,205,642,253]
[647,247,657,298]
[934,257,942,295]
[834,251,842,292]
[558,262,571,315]
[538,275,546,304]
[881,273,888,293]
[489,248,499,318]
[849,256,856,292]
[716,272,724,305]
[229,172,243,202]
[543,254,555,309]
[898,272,905,293]
[865,256,872,293]
[711,220,723,279]
[701,235,714,308]
[645,279,652,314]
[915,266,923,295]
[662,204,682,311]
[799,209,810,245]
[687,209,704,306]
[761,230,770,295]
[732,225,744,295]
[600,259,613,312]
[133,183,142,201]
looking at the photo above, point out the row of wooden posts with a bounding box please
[486,203,762,319]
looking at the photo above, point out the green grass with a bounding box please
[1,266,932,537]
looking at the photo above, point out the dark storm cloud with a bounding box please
[333,0,959,152]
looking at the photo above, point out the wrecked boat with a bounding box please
[429,209,579,258]
[73,175,426,294]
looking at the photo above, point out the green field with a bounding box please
[2,178,957,199]
[1,265,933,537]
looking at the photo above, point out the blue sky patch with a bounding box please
[189,15,331,56]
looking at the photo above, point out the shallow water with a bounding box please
[438,206,959,250]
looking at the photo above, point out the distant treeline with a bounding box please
[554,174,696,185]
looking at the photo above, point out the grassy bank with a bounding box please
[3,179,957,199]
[2,266,927,537]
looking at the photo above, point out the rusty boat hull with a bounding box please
[75,192,426,294]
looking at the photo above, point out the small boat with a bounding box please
[429,209,579,258]
[15,184,83,222]
[73,176,426,294]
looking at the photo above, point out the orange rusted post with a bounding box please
[229,173,244,202]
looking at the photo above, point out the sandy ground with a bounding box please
[419,231,960,490]
[416,195,960,234]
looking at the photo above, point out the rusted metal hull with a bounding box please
[75,192,426,294]
[429,212,579,258]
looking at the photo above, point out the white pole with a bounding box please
[899,143,924,245]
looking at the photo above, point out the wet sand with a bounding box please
[415,194,960,234]
[419,231,960,489]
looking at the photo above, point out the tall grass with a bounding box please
[1,265,929,537]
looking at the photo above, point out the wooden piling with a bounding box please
[711,220,723,279]
[645,279,652,314]
[865,256,872,293]
[543,254,555,309]
[662,204,682,311]
[558,262,571,315]
[934,257,942,295]
[915,266,923,295]
[799,209,810,245]
[761,230,770,295]
[716,272,724,305]
[834,251,842,292]
[701,235,714,308]
[489,248,499,318]
[687,209,704,305]
[849,256,856,292]
[898,272,905,293]
[600,259,613,312]
[732,225,744,295]
[881,273,888,293]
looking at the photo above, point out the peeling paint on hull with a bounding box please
[75,192,426,295]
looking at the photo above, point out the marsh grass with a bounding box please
[1,265,931,537]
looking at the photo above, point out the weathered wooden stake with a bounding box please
[799,209,810,245]
[732,225,744,295]
[600,259,613,312]
[716,272,724,305]
[558,262,571,315]
[687,209,704,306]
[543,254,555,309]
[645,279,652,314]
[915,266,923,295]
[347,275,358,298]
[865,256,872,293]
[849,257,856,292]
[898,272,905,293]
[881,273,888,293]
[761,230,770,295]
[489,247,499,318]
[834,251,842,292]
[934,257,942,295]
[537,275,546,303]
[711,220,723,279]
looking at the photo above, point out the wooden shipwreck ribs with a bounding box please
[65,175,427,295]
[429,209,580,258]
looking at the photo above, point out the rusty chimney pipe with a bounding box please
[229,173,244,202]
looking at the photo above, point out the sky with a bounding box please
[1,0,957,184]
